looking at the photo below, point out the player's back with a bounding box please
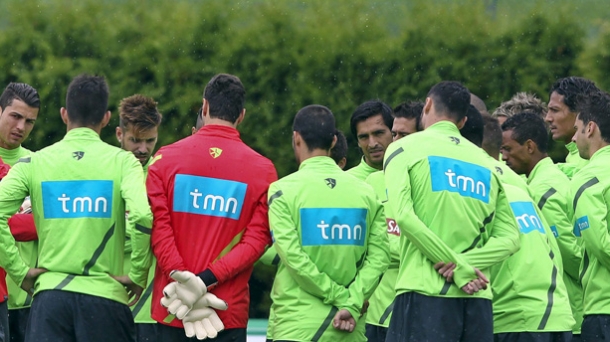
[491,184,574,333]
[269,156,384,341]
[385,121,503,299]
[23,128,147,304]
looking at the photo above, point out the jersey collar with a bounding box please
[197,124,241,141]
[526,156,553,185]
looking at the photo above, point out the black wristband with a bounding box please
[197,269,218,288]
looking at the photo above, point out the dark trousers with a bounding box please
[25,290,135,342]
[365,323,388,342]
[154,323,246,342]
[0,301,8,342]
[582,315,610,341]
[495,332,572,342]
[386,292,493,342]
[8,307,29,342]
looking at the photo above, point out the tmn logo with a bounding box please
[300,208,367,246]
[429,156,491,203]
[42,180,113,219]
[174,174,247,220]
[510,201,545,235]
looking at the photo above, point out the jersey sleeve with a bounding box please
[0,163,31,286]
[121,154,153,288]
[204,166,277,285]
[384,150,477,288]
[342,197,389,319]
[574,183,610,270]
[147,154,187,278]
[269,183,350,307]
[462,184,520,270]
[8,213,37,242]
[540,192,581,279]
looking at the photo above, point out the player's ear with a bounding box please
[330,134,337,150]
[235,108,246,126]
[101,111,112,128]
[456,116,467,129]
[525,139,535,154]
[116,126,123,142]
[60,107,69,125]
[202,99,209,117]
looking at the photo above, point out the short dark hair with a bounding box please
[330,130,348,165]
[549,77,598,112]
[428,81,471,121]
[293,105,336,151]
[393,101,423,128]
[119,94,162,131]
[460,105,484,147]
[0,83,40,111]
[66,74,109,126]
[349,100,393,138]
[576,90,610,143]
[482,114,502,156]
[203,73,245,123]
[501,112,549,153]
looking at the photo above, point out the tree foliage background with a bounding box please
[1,0,609,318]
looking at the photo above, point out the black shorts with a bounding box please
[25,290,135,342]
[582,315,610,341]
[8,307,29,342]
[386,292,493,342]
[154,323,246,342]
[494,331,572,342]
[365,323,388,342]
[0,301,8,342]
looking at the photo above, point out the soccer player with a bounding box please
[147,73,277,341]
[546,77,598,178]
[346,100,393,180]
[466,109,575,340]
[116,94,163,341]
[501,112,584,336]
[267,104,389,341]
[391,101,423,140]
[493,92,548,125]
[570,90,610,342]
[0,83,40,342]
[384,81,520,342]
[0,74,153,341]
[364,101,423,342]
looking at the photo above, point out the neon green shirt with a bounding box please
[384,121,520,299]
[0,128,153,305]
[0,145,37,310]
[557,142,588,179]
[268,156,389,341]
[492,184,574,333]
[571,145,610,316]
[364,171,400,328]
[527,157,583,333]
[346,157,378,181]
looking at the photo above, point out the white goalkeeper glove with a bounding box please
[183,293,228,340]
[161,270,208,319]
[19,197,32,214]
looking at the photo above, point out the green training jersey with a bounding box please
[384,121,520,300]
[268,156,389,342]
[557,142,588,179]
[492,184,574,333]
[123,157,156,323]
[527,157,583,333]
[571,145,610,316]
[1,145,37,310]
[0,128,153,305]
[364,171,400,328]
[346,156,378,181]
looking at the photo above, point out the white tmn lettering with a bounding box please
[516,213,542,230]
[317,220,363,241]
[57,194,109,213]
[189,188,239,214]
[444,168,487,196]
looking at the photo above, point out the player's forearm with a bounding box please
[9,213,37,242]
[130,228,153,288]
[0,219,28,286]
[556,231,582,279]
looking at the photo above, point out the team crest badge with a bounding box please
[209,147,222,159]
[450,136,460,145]
[495,166,504,175]
[72,151,84,160]
[325,178,336,189]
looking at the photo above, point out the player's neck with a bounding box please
[298,148,329,164]
[527,153,547,176]
[204,117,237,128]
[66,123,102,135]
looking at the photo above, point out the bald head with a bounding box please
[470,93,488,115]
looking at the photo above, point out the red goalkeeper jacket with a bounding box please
[147,124,277,329]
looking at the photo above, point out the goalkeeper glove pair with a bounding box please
[161,270,228,340]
